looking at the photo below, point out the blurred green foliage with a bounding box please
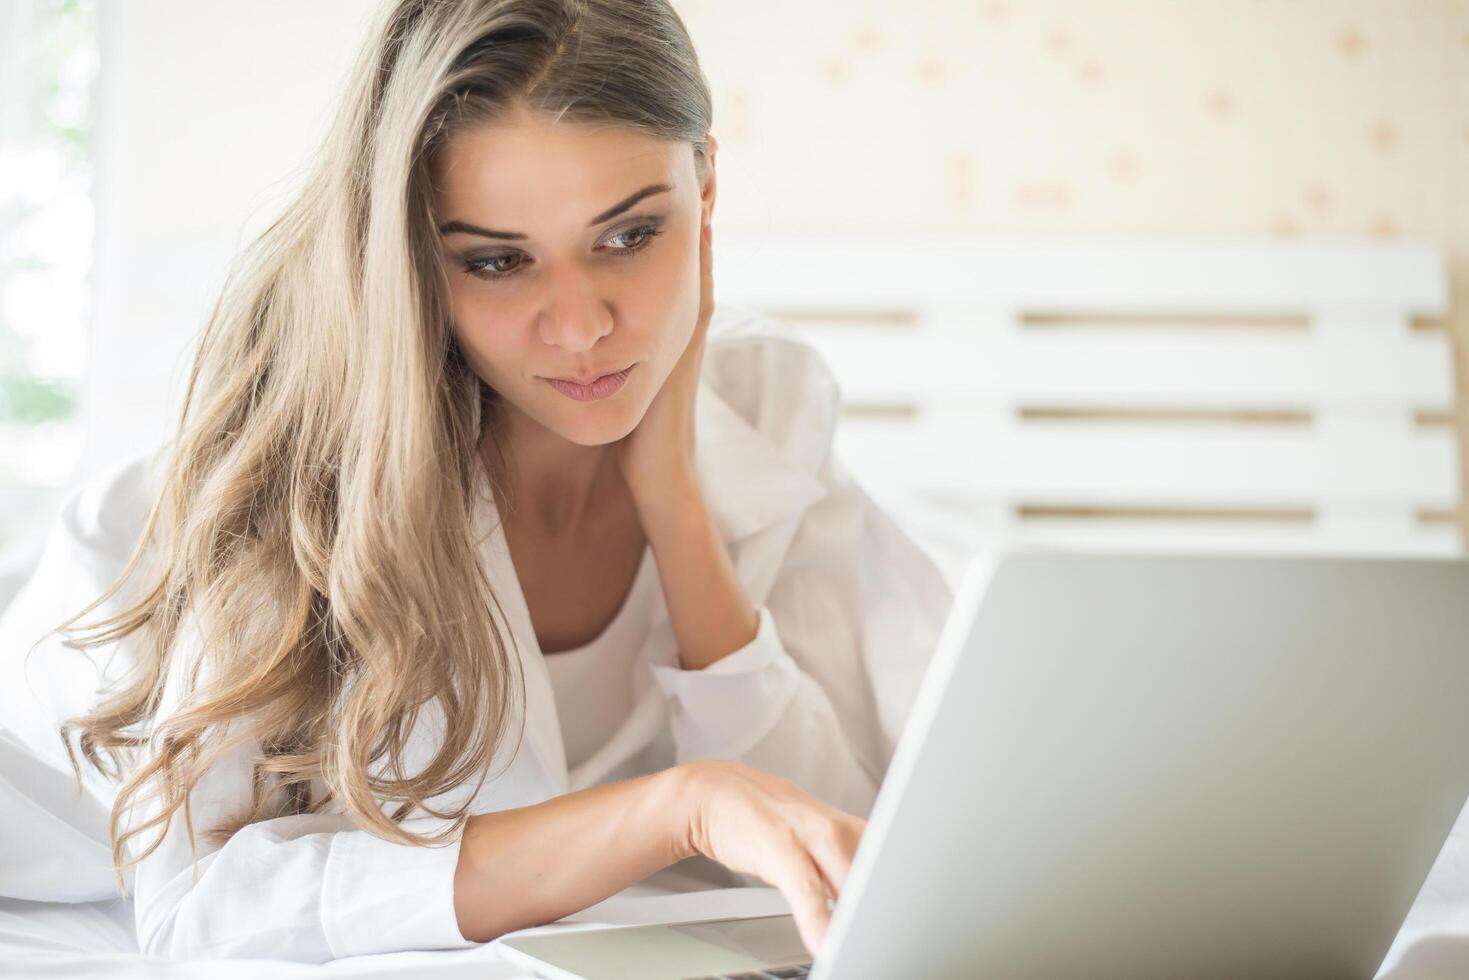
[0,0,95,428]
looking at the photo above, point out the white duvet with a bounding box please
[0,725,793,979]
[3,466,1468,976]
[0,710,795,979]
[5,715,1469,980]
[0,887,796,980]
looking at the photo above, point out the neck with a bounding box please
[484,403,616,537]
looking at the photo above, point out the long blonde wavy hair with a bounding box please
[48,0,713,884]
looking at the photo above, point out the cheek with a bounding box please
[446,289,524,382]
[636,279,698,368]
[622,242,687,307]
[628,226,703,338]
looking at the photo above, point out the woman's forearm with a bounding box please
[634,474,760,671]
[452,765,695,942]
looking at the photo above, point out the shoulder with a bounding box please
[701,302,844,466]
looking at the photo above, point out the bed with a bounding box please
[0,869,793,979]
[2,232,1465,977]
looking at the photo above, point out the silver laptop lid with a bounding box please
[818,552,1469,980]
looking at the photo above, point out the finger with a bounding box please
[695,224,714,340]
[700,223,713,289]
[770,851,834,959]
[801,820,856,901]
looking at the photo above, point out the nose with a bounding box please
[536,264,613,353]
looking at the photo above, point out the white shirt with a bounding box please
[542,543,656,771]
[0,301,958,962]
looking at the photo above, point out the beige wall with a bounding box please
[92,0,1468,539]
[673,0,1469,544]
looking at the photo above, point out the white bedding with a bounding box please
[0,716,795,979]
[0,869,794,979]
[5,523,1469,977]
[6,828,1469,979]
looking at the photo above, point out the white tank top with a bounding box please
[541,544,657,771]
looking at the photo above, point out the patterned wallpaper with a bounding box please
[674,0,1469,543]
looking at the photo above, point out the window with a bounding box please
[0,0,97,565]
[0,1,96,605]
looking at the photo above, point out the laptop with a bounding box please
[497,550,1469,980]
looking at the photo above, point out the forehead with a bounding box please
[431,106,685,222]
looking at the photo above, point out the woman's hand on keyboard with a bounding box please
[675,759,868,958]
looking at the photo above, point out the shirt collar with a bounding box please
[692,375,830,543]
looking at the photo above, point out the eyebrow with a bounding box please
[437,182,674,240]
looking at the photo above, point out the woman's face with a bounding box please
[431,103,716,449]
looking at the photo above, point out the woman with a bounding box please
[0,0,953,965]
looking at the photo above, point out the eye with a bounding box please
[605,222,665,252]
[459,218,667,282]
[462,253,525,278]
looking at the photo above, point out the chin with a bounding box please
[550,403,643,447]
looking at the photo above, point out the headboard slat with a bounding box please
[716,234,1459,558]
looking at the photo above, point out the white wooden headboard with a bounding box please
[713,235,1460,579]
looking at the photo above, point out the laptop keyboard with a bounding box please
[684,965,813,979]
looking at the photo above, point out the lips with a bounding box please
[550,367,628,385]
[544,365,635,402]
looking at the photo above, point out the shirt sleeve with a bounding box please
[128,620,481,962]
[646,447,955,821]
